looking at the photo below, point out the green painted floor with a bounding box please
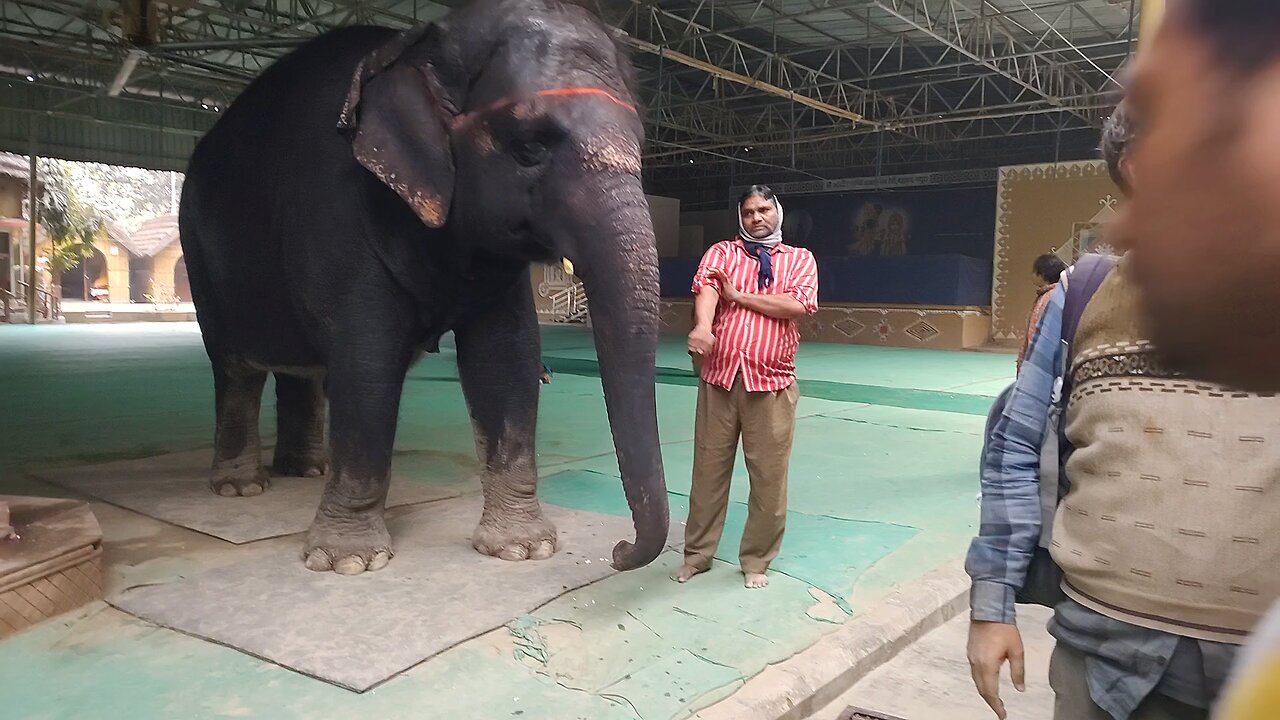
[0,323,1012,720]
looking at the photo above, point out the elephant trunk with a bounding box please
[570,180,669,571]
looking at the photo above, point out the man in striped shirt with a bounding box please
[672,184,819,589]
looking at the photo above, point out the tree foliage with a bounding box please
[56,160,180,232]
[37,162,104,280]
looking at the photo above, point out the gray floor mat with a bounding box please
[30,449,459,544]
[110,494,679,692]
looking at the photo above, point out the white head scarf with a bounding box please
[738,195,784,247]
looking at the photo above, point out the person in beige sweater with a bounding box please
[967,100,1280,720]
[1111,4,1280,719]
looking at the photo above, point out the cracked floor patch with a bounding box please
[599,649,744,720]
[807,587,852,624]
[539,469,918,609]
[517,552,845,718]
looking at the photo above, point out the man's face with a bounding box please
[1115,13,1280,390]
[741,194,778,239]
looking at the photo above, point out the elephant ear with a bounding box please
[338,25,457,228]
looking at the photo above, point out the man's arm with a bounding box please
[728,291,806,320]
[688,286,720,357]
[708,249,818,321]
[689,245,728,357]
[965,288,1064,719]
[693,285,718,329]
[965,288,1063,622]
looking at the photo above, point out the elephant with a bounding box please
[177,0,669,575]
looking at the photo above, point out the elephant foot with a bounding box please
[271,450,328,478]
[302,511,392,576]
[473,514,558,562]
[210,465,271,497]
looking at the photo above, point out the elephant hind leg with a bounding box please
[211,358,270,497]
[272,373,327,478]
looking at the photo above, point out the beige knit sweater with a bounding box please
[1051,260,1280,644]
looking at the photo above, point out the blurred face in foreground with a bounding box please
[1116,3,1280,390]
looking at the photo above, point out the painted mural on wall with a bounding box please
[778,185,996,260]
[1056,195,1121,264]
[991,160,1118,342]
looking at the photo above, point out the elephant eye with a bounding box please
[513,139,549,167]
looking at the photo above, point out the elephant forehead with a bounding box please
[578,133,641,175]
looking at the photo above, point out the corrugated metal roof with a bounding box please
[0,80,210,173]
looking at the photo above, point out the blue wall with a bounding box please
[667,185,996,306]
[779,185,997,260]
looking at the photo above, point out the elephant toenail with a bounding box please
[333,556,367,575]
[241,483,264,497]
[218,484,239,497]
[499,545,530,561]
[530,540,555,560]
[368,550,392,572]
[304,549,333,571]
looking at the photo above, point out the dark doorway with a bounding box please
[61,245,107,300]
[173,255,191,302]
[129,255,154,303]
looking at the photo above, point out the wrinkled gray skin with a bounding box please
[178,0,668,575]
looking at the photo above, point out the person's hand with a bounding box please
[688,325,715,356]
[967,620,1026,720]
[708,268,741,303]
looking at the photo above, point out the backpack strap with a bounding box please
[1059,253,1119,398]
[1038,253,1118,550]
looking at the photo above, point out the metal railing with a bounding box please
[3,282,61,323]
[547,281,589,324]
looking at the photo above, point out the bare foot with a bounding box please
[671,564,707,583]
[744,572,769,589]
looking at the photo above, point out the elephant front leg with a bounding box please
[455,282,557,562]
[302,345,408,575]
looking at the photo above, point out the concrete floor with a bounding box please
[811,606,1057,720]
[0,323,1014,720]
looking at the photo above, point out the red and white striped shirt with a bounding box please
[692,239,819,392]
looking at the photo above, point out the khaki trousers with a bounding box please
[683,377,799,574]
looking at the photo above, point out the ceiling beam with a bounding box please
[618,33,866,126]
[870,0,1097,125]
